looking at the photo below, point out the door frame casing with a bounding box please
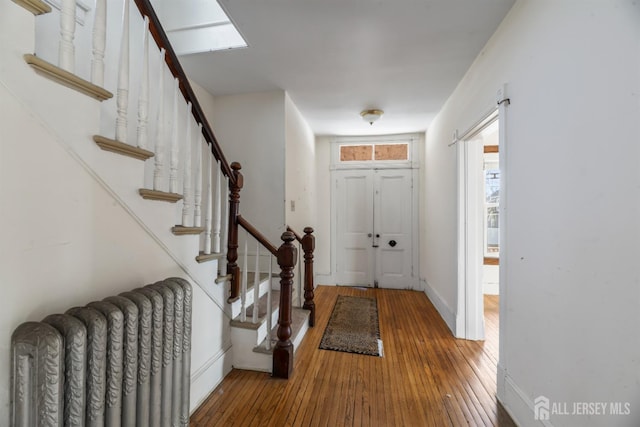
[456,88,507,340]
[456,127,488,340]
[327,134,421,289]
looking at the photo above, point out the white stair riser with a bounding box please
[231,309,310,374]
[229,277,272,319]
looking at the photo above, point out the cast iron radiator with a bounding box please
[10,277,192,427]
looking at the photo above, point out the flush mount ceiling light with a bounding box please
[360,109,384,125]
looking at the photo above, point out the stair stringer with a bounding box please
[0,3,234,319]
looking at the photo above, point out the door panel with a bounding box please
[335,171,374,285]
[374,170,413,289]
[335,168,414,289]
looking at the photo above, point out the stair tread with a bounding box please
[253,308,310,354]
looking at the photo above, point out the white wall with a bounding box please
[483,265,499,295]
[1,3,232,422]
[204,90,286,243]
[314,136,333,279]
[284,93,316,233]
[422,1,640,426]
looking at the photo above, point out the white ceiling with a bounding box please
[175,0,515,136]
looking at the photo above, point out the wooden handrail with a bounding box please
[238,215,278,256]
[286,226,302,243]
[132,0,234,182]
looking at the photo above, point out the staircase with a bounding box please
[229,274,311,372]
[7,0,315,379]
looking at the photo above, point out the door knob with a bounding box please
[376,234,380,238]
[389,240,397,247]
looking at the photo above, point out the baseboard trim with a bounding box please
[190,342,233,414]
[316,273,335,285]
[422,278,456,335]
[498,365,554,427]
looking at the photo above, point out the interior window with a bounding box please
[339,143,409,162]
[484,152,499,260]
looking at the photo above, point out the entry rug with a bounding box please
[319,295,383,357]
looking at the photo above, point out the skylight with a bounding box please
[154,0,247,55]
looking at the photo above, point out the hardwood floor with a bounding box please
[190,286,515,426]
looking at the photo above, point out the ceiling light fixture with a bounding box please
[360,109,384,125]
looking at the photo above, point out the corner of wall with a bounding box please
[421,278,456,335]
[497,365,552,427]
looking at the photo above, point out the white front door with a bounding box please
[334,169,414,289]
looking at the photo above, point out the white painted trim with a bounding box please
[497,84,510,375]
[410,167,421,289]
[456,140,467,338]
[316,274,336,285]
[483,281,499,295]
[191,340,233,380]
[422,279,456,335]
[329,167,338,280]
[189,342,234,414]
[498,366,554,427]
[456,107,499,340]
[466,139,485,340]
[330,133,421,170]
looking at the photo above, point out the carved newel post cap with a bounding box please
[281,230,295,243]
[303,227,314,234]
[277,231,298,267]
[230,162,243,189]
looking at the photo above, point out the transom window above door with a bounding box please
[331,134,420,169]
[339,143,408,162]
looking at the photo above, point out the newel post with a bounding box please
[273,231,297,379]
[226,162,243,302]
[301,227,316,327]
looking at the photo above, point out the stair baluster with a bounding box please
[136,17,150,149]
[266,257,273,350]
[203,149,213,255]
[252,241,260,324]
[59,0,76,72]
[181,102,193,227]
[212,165,222,253]
[91,0,106,86]
[240,233,248,322]
[217,172,229,275]
[194,128,203,228]
[115,0,130,143]
[153,48,166,191]
[169,78,180,194]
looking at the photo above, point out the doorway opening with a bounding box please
[456,111,501,341]
[329,135,420,290]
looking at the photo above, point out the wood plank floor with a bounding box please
[190,286,515,426]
